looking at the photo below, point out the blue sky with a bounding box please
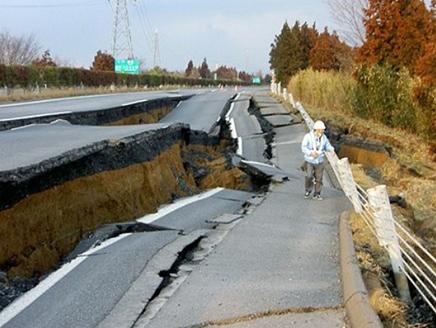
[0,0,336,74]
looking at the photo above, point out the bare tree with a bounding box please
[328,0,367,46]
[0,31,41,65]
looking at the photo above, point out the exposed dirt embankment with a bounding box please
[0,124,251,278]
[106,105,173,125]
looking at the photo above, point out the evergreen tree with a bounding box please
[185,60,194,77]
[300,22,318,68]
[270,21,318,83]
[309,28,351,71]
[199,57,211,79]
[269,22,295,83]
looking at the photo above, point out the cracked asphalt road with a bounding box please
[143,90,351,328]
[0,189,253,328]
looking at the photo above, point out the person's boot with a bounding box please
[313,193,323,201]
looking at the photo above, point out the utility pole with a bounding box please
[153,29,160,67]
[111,0,134,59]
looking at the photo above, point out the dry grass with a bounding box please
[350,213,411,328]
[288,68,355,114]
[288,80,435,242]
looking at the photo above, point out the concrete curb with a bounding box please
[339,211,383,328]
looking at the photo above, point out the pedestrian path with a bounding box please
[142,91,351,328]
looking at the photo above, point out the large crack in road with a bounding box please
[0,90,289,328]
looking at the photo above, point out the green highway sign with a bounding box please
[114,59,140,74]
[252,76,261,85]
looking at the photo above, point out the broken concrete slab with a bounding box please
[0,95,192,131]
[264,115,294,127]
[206,214,242,224]
[239,135,268,163]
[64,221,179,263]
[232,155,296,183]
[259,105,289,116]
[96,230,206,328]
[246,195,265,206]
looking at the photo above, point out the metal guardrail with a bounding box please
[272,82,435,312]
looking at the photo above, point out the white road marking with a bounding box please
[0,92,136,108]
[225,102,235,121]
[237,137,243,156]
[273,140,301,146]
[229,118,237,139]
[0,111,73,122]
[137,188,224,224]
[10,124,37,131]
[0,233,131,327]
[0,187,226,325]
[121,99,148,106]
[241,159,278,168]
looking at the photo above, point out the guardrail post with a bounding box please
[337,158,362,213]
[296,102,314,129]
[288,93,296,108]
[368,185,411,302]
[277,82,282,96]
[283,88,288,102]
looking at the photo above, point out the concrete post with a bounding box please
[288,93,296,108]
[368,185,411,302]
[277,82,281,96]
[337,158,362,213]
[283,88,288,102]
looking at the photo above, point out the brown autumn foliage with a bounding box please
[91,50,114,72]
[357,0,433,74]
[309,28,352,71]
[32,50,56,68]
[415,30,436,87]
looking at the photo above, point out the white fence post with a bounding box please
[288,93,296,108]
[368,185,411,302]
[336,158,362,213]
[283,88,288,102]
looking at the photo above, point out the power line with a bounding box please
[134,1,153,51]
[153,29,160,67]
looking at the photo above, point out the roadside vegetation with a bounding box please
[0,32,265,105]
[270,0,435,325]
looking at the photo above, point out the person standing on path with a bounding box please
[301,120,334,200]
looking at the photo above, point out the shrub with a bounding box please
[287,66,434,140]
[352,64,418,131]
[0,65,248,89]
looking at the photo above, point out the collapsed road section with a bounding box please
[0,90,196,131]
[0,119,252,280]
[0,89,297,328]
[0,188,258,328]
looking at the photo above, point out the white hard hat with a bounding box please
[313,120,326,130]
